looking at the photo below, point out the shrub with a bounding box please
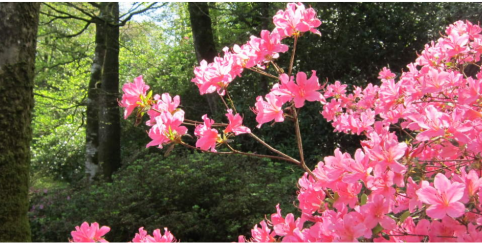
[29,149,300,242]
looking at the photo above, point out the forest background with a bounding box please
[24,2,482,242]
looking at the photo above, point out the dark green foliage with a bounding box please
[29,149,301,242]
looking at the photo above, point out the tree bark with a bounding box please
[188,2,219,116]
[98,2,121,181]
[0,3,40,241]
[85,15,106,182]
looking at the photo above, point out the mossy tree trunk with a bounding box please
[188,2,219,116]
[98,2,121,181]
[0,3,40,241]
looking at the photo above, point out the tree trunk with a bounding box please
[98,2,121,181]
[188,2,219,116]
[0,3,40,241]
[85,16,106,182]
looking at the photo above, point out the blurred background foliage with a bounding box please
[30,2,482,241]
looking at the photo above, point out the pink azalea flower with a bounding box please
[429,216,466,242]
[152,228,176,242]
[254,93,285,128]
[239,220,276,242]
[366,165,396,200]
[146,111,187,149]
[323,80,347,98]
[71,222,110,242]
[147,93,181,126]
[458,223,482,242]
[120,75,150,119]
[194,114,219,152]
[416,173,466,219]
[224,109,251,135]
[297,173,326,214]
[269,204,305,242]
[271,71,323,108]
[332,212,369,242]
[359,195,397,231]
[132,227,176,243]
[132,227,155,242]
[377,67,396,81]
[249,30,288,62]
[406,177,425,213]
[273,3,321,38]
[366,133,407,173]
[233,43,258,68]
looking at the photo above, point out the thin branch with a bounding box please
[288,35,298,76]
[225,90,238,114]
[180,141,299,165]
[66,2,96,19]
[120,2,143,19]
[247,67,279,79]
[248,133,300,165]
[219,94,231,111]
[63,21,92,38]
[42,3,92,23]
[119,2,166,26]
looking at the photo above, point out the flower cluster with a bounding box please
[254,70,325,128]
[115,2,482,243]
[191,3,321,96]
[238,20,482,242]
[70,222,175,243]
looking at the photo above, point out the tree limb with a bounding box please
[119,2,166,26]
[42,3,92,23]
[66,2,96,19]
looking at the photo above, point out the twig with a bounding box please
[288,35,298,76]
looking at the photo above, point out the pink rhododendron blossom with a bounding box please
[132,227,175,242]
[146,111,187,149]
[120,75,150,119]
[417,173,466,219]
[249,30,289,62]
[272,71,323,108]
[429,216,467,242]
[195,114,219,152]
[225,109,251,135]
[239,220,275,242]
[71,222,110,242]
[359,195,397,231]
[232,43,258,68]
[254,93,285,128]
[273,3,321,38]
[132,227,155,242]
[152,228,176,242]
[147,93,181,126]
[377,67,396,81]
[453,168,482,203]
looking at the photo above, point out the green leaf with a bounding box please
[360,193,368,205]
[372,224,383,235]
[399,210,410,223]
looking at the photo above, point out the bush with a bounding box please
[29,149,301,242]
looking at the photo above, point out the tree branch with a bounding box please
[42,3,92,23]
[63,21,92,38]
[119,2,166,26]
[66,2,96,19]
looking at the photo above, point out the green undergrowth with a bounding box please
[29,148,302,242]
